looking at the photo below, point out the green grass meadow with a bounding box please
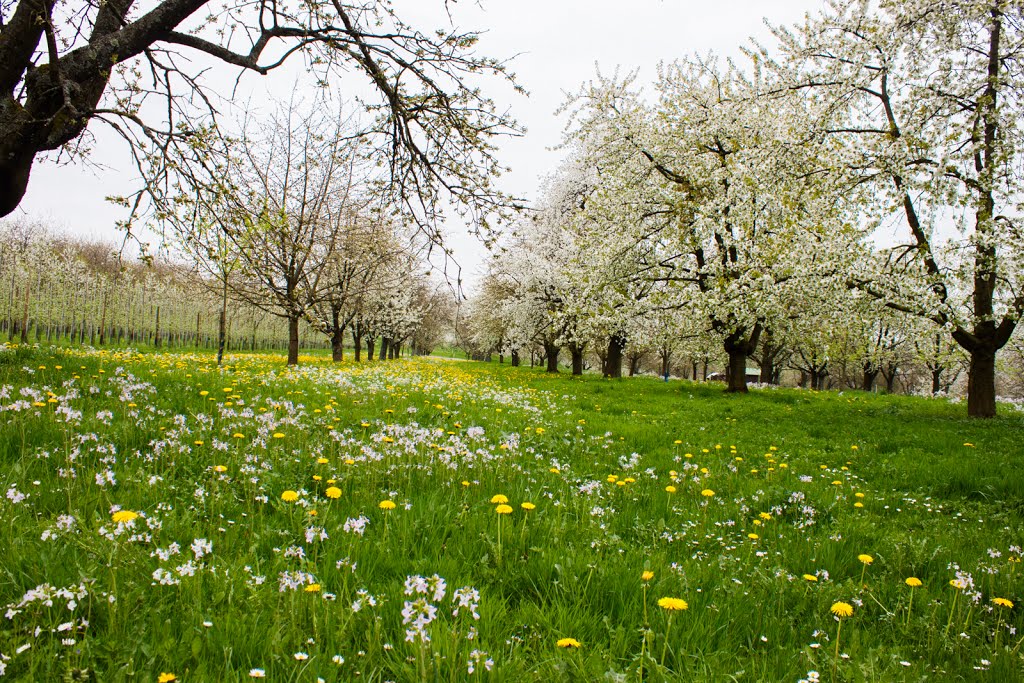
[1,345,1023,681]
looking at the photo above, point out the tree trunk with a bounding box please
[216,308,227,365]
[809,368,829,391]
[511,350,520,367]
[287,315,300,366]
[352,327,362,361]
[722,325,761,393]
[628,355,642,377]
[0,152,33,219]
[725,345,749,393]
[330,308,345,362]
[931,367,943,394]
[367,336,376,360]
[331,324,345,362]
[98,293,108,346]
[862,363,878,392]
[544,341,560,373]
[569,343,584,376]
[154,306,161,349]
[604,333,626,378]
[883,368,898,393]
[19,283,29,344]
[966,346,996,418]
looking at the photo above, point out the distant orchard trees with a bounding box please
[466,0,1022,417]
[0,216,453,363]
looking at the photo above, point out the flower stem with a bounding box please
[660,614,674,667]
[496,516,503,565]
[832,619,842,681]
[944,590,958,639]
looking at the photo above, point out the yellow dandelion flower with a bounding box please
[281,490,299,502]
[748,533,759,540]
[665,485,677,493]
[657,597,688,611]
[521,502,536,511]
[272,432,285,439]
[490,494,509,504]
[158,674,177,683]
[379,500,396,510]
[325,487,341,499]
[905,577,923,587]
[304,584,321,593]
[858,554,874,565]
[111,510,139,524]
[317,457,329,464]
[213,465,227,473]
[700,489,715,497]
[556,638,581,648]
[803,574,818,582]
[830,602,853,618]
[992,597,1013,608]
[495,504,513,515]
[642,571,654,581]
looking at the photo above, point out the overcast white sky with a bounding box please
[15,0,824,292]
